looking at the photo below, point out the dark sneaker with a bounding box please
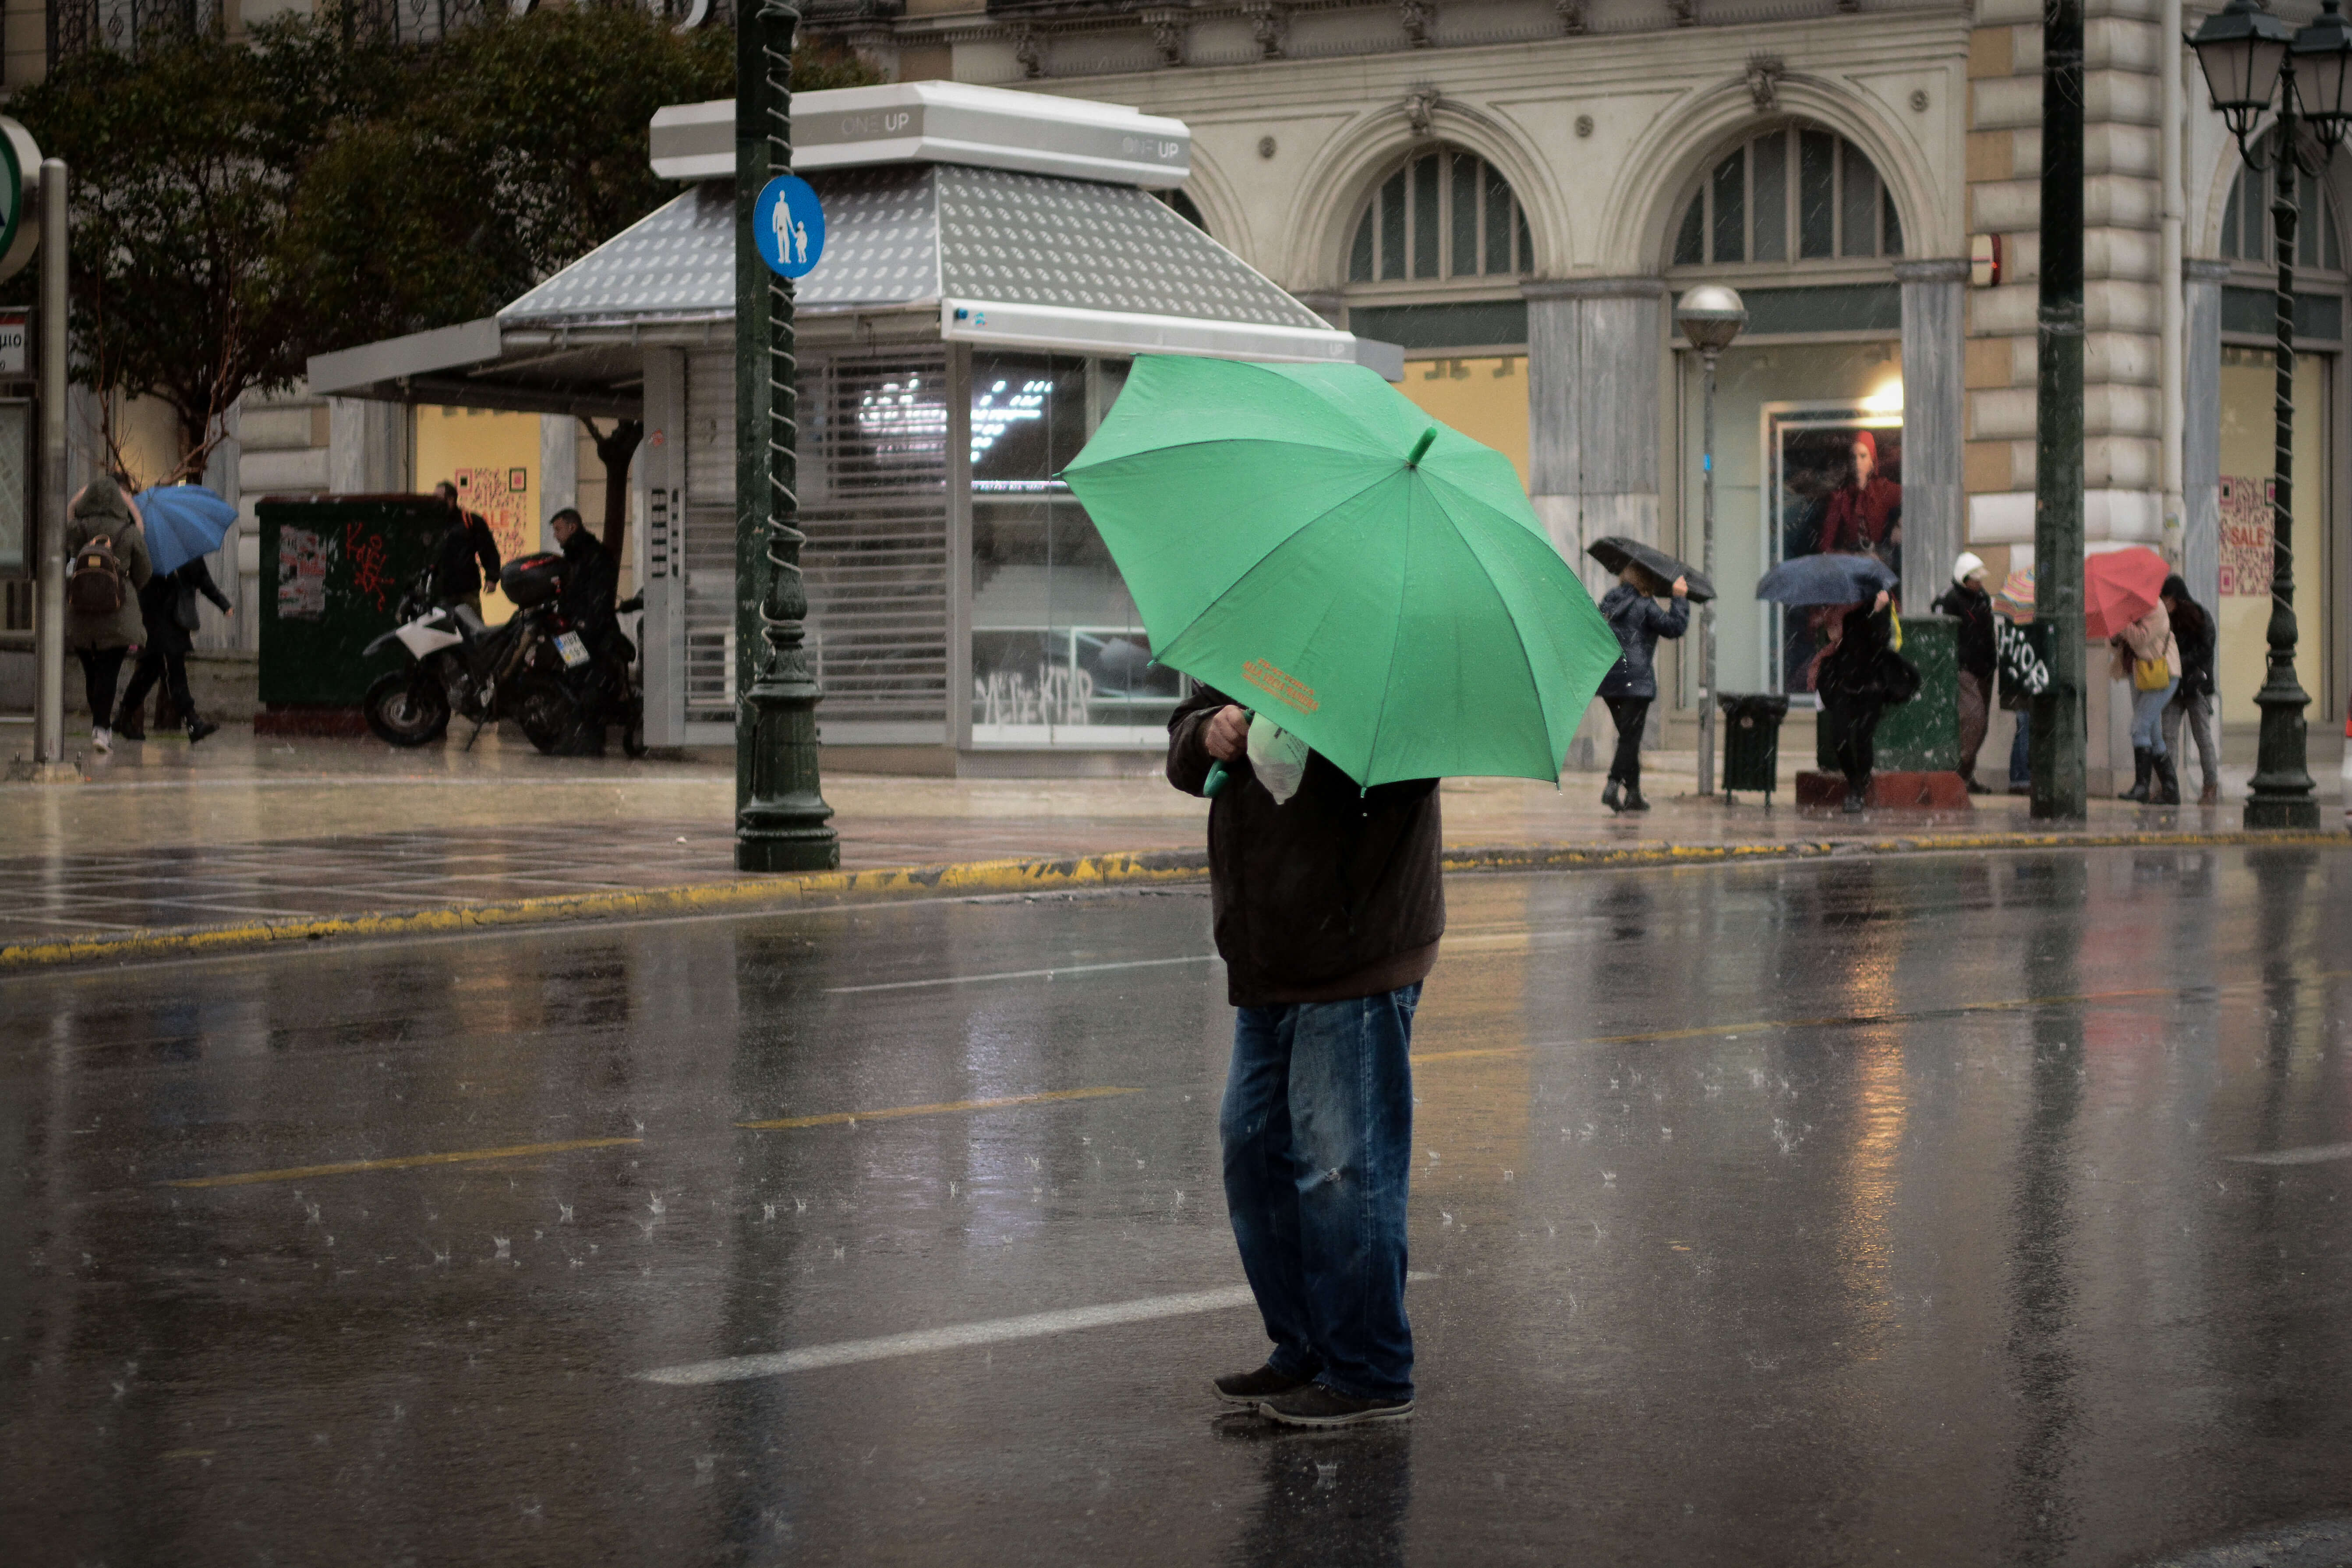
[1213,1364,1311,1405]
[186,719,219,745]
[1259,1383,1415,1428]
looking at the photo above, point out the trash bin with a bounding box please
[1718,693,1792,805]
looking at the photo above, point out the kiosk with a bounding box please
[310,81,1394,771]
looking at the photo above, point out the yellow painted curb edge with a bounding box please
[3,830,2343,972]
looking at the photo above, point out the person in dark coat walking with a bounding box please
[1930,552,1997,793]
[1816,590,1918,812]
[64,480,152,754]
[1168,688,1441,1428]
[431,481,502,611]
[113,546,232,745]
[1594,563,1688,813]
[2157,574,2219,805]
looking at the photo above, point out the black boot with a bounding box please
[2153,751,2180,806]
[2119,747,2152,802]
[113,703,146,741]
[1601,778,1623,813]
[186,715,218,745]
[1622,784,1651,812]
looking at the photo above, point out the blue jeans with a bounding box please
[1221,983,1420,1401]
[2008,712,2032,789]
[2131,679,2179,754]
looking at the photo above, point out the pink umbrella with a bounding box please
[2083,547,2170,640]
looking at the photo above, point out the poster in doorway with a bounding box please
[1766,412,1903,697]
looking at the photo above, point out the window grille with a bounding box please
[1673,127,1903,267]
[1347,148,1532,283]
[2220,143,2345,271]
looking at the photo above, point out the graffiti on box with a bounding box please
[276,526,331,619]
[2218,475,2274,597]
[452,465,532,566]
[345,521,394,611]
[976,665,1096,727]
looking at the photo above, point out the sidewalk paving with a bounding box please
[1,726,2343,961]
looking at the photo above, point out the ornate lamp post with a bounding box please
[1675,284,1746,800]
[734,0,838,871]
[2187,0,2347,829]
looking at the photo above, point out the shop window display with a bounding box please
[968,352,1180,745]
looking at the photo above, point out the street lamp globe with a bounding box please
[2189,0,2295,142]
[1675,284,1748,353]
[2295,0,2352,147]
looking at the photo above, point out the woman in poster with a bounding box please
[1815,430,1903,565]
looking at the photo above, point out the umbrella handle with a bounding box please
[1204,761,1229,797]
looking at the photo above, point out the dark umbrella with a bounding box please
[1754,552,1897,607]
[1585,535,1715,602]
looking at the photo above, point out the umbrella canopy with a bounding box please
[1995,567,2036,622]
[1753,552,1897,607]
[2084,546,2169,639]
[138,484,238,577]
[1062,356,1622,786]
[1585,535,1715,603]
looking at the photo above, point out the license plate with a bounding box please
[555,632,590,669]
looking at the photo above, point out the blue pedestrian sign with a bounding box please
[754,175,825,280]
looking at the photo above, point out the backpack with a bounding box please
[67,534,127,616]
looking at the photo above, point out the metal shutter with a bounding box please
[683,347,950,729]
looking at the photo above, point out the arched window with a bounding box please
[2220,155,2343,270]
[1671,126,1903,267]
[1347,146,1533,283]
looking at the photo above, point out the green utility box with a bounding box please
[258,496,446,709]
[1815,613,1959,773]
[1717,692,1791,803]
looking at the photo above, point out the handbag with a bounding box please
[173,578,202,632]
[2133,655,2171,692]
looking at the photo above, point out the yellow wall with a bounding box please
[2216,347,2332,727]
[414,406,544,624]
[1398,357,1530,488]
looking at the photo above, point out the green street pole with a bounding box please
[734,0,838,872]
[2244,56,2323,829]
[2031,0,2088,820]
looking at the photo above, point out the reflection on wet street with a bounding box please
[4,848,2350,1565]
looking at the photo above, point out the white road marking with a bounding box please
[637,1273,1436,1386]
[638,1285,1258,1384]
[824,954,1217,994]
[2228,1142,2352,1166]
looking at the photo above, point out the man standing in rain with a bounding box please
[1167,690,1441,1428]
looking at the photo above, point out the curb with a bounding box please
[3,829,2345,973]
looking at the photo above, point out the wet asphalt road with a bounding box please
[4,847,2352,1567]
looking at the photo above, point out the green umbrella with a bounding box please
[1064,355,1621,786]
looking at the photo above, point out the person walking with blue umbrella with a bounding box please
[113,483,237,744]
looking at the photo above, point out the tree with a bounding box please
[10,22,390,479]
[13,5,877,482]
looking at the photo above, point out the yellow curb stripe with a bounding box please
[736,1086,1142,1130]
[162,1136,643,1189]
[3,831,2341,972]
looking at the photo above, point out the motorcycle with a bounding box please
[361,555,644,756]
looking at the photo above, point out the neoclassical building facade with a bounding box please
[818,0,2343,765]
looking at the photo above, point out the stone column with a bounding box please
[1524,277,1665,589]
[329,397,406,494]
[2180,258,2226,616]
[1526,276,1665,759]
[539,414,577,555]
[1897,259,1968,612]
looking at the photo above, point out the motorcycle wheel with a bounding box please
[364,669,450,747]
[513,677,576,755]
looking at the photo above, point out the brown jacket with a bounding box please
[64,488,151,653]
[1167,687,1445,1007]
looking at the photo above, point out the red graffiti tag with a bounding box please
[345,521,393,611]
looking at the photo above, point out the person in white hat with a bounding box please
[1931,552,1997,793]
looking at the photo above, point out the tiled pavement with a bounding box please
[0,728,2341,950]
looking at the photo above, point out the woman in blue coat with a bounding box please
[1595,563,1688,812]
